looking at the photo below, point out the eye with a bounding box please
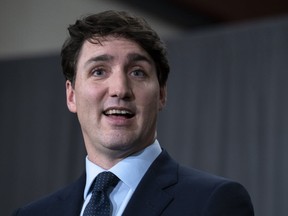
[131,69,146,77]
[91,68,106,77]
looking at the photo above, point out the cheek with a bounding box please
[137,86,161,112]
[75,87,103,110]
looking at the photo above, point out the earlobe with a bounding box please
[159,85,167,111]
[66,80,77,113]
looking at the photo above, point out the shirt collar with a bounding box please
[83,140,162,199]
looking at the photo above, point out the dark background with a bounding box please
[1,1,288,216]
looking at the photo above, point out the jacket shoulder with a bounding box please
[172,165,254,215]
[12,174,85,216]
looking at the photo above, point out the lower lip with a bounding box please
[104,115,134,126]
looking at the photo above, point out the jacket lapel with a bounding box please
[52,173,86,216]
[47,151,178,216]
[122,150,178,216]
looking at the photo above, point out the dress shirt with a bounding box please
[80,140,162,216]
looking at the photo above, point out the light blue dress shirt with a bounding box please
[80,140,162,216]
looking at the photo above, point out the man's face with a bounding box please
[66,37,166,162]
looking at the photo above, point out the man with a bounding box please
[13,10,254,216]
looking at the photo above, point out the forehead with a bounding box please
[77,37,153,65]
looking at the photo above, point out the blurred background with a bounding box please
[1,0,288,215]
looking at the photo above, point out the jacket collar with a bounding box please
[52,150,178,216]
[53,173,86,216]
[122,150,178,216]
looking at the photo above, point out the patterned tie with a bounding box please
[83,171,119,216]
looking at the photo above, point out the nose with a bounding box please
[108,72,133,100]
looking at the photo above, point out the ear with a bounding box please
[158,85,167,111]
[66,80,77,113]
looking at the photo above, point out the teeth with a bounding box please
[105,109,132,115]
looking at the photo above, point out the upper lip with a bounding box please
[103,107,135,117]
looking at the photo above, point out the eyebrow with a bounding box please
[84,54,114,67]
[84,52,153,68]
[127,53,153,65]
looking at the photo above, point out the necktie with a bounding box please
[83,171,119,216]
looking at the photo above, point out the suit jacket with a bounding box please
[13,150,254,216]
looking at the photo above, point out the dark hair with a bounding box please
[61,10,169,87]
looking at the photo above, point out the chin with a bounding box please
[106,140,135,150]
[104,138,142,153]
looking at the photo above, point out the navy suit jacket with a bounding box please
[13,150,254,216]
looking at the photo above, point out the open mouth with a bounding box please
[103,108,135,119]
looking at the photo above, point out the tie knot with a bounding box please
[93,171,119,193]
